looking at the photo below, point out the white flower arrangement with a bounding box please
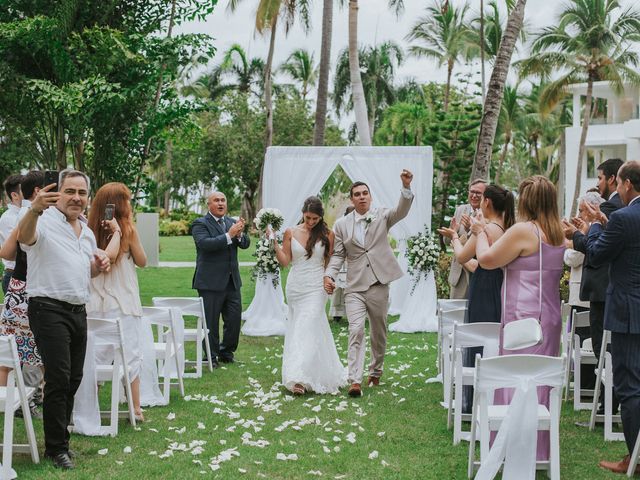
[405,226,440,294]
[253,207,284,232]
[252,236,281,287]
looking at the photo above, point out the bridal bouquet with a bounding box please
[252,236,281,287]
[254,207,284,232]
[405,227,440,294]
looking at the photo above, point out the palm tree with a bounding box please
[278,49,318,100]
[494,83,522,183]
[334,41,404,139]
[348,0,371,145]
[517,0,640,216]
[470,0,527,182]
[313,0,333,145]
[405,0,475,112]
[374,101,432,146]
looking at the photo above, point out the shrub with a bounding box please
[436,251,452,299]
[159,219,189,236]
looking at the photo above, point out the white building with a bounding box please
[564,81,640,216]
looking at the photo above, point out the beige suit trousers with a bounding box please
[344,284,389,384]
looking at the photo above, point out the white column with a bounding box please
[573,94,581,127]
[136,213,159,267]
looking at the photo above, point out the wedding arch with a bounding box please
[241,146,438,335]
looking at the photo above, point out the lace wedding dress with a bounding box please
[281,238,347,394]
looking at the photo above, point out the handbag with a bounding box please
[502,224,544,350]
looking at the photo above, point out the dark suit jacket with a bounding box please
[191,213,250,292]
[586,199,640,333]
[572,193,623,302]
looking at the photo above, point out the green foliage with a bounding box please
[159,219,190,236]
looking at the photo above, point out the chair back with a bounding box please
[438,299,468,313]
[452,323,500,358]
[474,354,565,392]
[573,310,590,329]
[0,336,20,372]
[87,316,123,349]
[143,306,175,329]
[152,297,205,319]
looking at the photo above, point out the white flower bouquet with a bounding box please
[252,236,281,287]
[253,208,284,232]
[405,226,440,294]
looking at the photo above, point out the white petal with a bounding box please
[98,448,108,456]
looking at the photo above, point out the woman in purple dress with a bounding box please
[473,175,566,462]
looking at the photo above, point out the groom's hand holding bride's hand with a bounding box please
[400,169,413,188]
[323,276,335,295]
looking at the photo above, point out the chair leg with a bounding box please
[627,429,640,476]
[549,397,561,480]
[590,349,605,430]
[604,354,613,441]
[203,323,214,372]
[3,376,16,479]
[195,318,203,378]
[573,345,582,411]
[110,364,120,437]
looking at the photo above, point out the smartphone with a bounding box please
[44,170,59,192]
[104,204,115,221]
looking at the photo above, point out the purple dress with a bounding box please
[494,230,565,461]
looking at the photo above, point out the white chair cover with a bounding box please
[241,273,287,336]
[389,272,438,333]
[474,355,565,480]
[139,316,166,406]
[162,307,186,379]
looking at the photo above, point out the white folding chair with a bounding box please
[628,428,640,477]
[468,354,565,480]
[143,307,185,403]
[152,297,213,378]
[589,330,623,441]
[87,316,136,436]
[560,303,574,400]
[571,311,596,410]
[440,308,467,407]
[0,335,39,479]
[448,322,501,445]
[436,299,468,377]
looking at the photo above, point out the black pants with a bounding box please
[199,277,241,361]
[29,298,87,456]
[611,332,640,454]
[590,302,619,410]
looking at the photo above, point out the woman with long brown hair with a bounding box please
[87,182,148,421]
[472,175,566,462]
[270,196,347,395]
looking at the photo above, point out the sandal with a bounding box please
[292,384,306,396]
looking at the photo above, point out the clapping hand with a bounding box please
[229,218,245,238]
[570,216,589,234]
[437,226,457,240]
[400,169,413,188]
[460,214,472,231]
[31,183,60,214]
[582,202,608,226]
[469,211,486,236]
[562,219,577,240]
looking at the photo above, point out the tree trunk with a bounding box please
[163,140,173,213]
[313,0,333,146]
[56,121,66,170]
[444,59,453,112]
[557,129,566,215]
[471,0,527,181]
[480,0,486,100]
[494,131,510,184]
[570,78,594,217]
[348,0,371,146]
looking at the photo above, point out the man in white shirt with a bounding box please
[17,169,110,470]
[0,174,23,293]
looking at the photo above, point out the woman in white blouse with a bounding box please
[87,183,147,421]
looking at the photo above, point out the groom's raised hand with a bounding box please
[401,169,413,188]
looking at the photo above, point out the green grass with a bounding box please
[159,236,257,263]
[6,266,631,479]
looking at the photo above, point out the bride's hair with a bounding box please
[301,196,331,262]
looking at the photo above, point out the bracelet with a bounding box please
[451,236,460,242]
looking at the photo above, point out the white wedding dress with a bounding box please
[281,238,347,394]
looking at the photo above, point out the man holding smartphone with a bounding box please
[17,169,110,470]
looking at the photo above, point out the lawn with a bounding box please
[160,235,256,263]
[4,265,630,479]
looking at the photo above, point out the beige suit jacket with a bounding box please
[326,192,414,293]
[447,203,473,286]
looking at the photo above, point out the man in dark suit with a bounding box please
[192,192,250,365]
[583,160,640,474]
[564,158,623,413]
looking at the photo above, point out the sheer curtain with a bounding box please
[249,146,436,331]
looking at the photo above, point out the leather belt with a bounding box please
[31,297,86,313]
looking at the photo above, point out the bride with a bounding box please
[269,196,347,395]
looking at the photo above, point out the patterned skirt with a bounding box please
[1,277,42,366]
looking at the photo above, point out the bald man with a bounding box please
[192,192,250,365]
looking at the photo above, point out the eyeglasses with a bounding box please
[468,190,484,197]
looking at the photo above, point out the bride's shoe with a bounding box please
[292,384,306,396]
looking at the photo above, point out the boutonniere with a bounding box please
[364,212,377,225]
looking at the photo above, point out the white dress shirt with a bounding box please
[21,207,97,305]
[0,204,21,270]
[353,187,413,246]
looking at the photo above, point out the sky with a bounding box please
[174,0,629,129]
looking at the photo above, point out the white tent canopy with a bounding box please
[262,146,433,238]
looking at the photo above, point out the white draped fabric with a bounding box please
[241,273,287,336]
[474,357,564,480]
[257,146,436,327]
[388,272,438,332]
[388,240,410,315]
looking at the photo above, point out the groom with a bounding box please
[324,170,414,397]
